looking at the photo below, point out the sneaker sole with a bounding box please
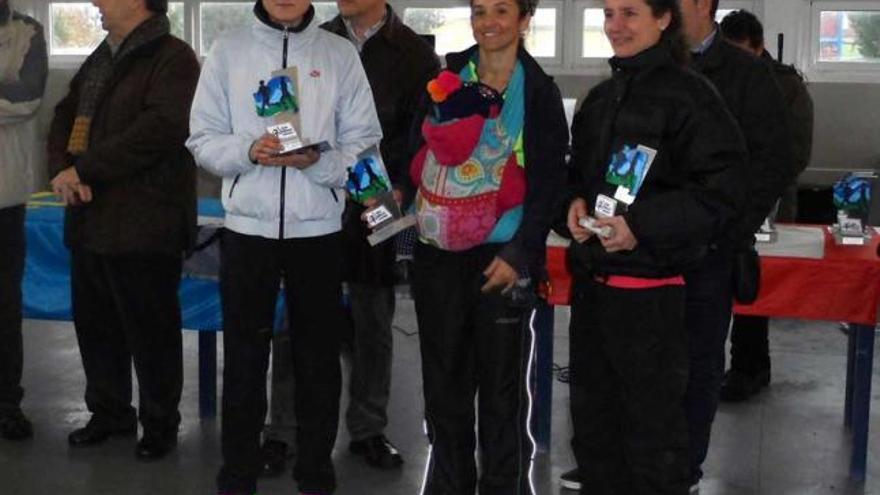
[559,479,582,491]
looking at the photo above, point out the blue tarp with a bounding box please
[23,197,227,331]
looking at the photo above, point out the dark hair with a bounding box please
[644,0,689,65]
[470,0,538,18]
[720,9,764,49]
[145,0,168,14]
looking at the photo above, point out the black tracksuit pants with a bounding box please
[682,249,733,481]
[216,230,344,495]
[569,278,690,495]
[0,205,26,415]
[71,248,183,437]
[414,243,535,495]
[728,315,771,374]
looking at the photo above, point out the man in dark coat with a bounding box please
[679,0,794,491]
[47,0,199,460]
[720,8,815,402]
[257,0,439,475]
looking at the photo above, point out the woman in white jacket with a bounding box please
[186,1,382,494]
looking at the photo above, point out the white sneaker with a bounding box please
[689,480,701,494]
[559,468,582,490]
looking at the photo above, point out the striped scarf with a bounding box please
[66,14,169,156]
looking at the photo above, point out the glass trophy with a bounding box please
[254,67,328,153]
[831,172,874,246]
[346,146,416,246]
[755,201,779,243]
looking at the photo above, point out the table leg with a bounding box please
[845,324,855,429]
[199,331,217,419]
[532,301,554,454]
[849,323,875,481]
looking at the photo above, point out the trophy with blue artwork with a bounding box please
[253,68,328,153]
[347,146,416,246]
[832,172,874,245]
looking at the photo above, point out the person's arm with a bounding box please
[788,76,814,177]
[47,72,82,179]
[300,49,383,188]
[75,43,201,185]
[0,19,47,125]
[187,40,258,179]
[497,81,568,273]
[624,81,747,249]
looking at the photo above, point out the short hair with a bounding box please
[645,0,688,65]
[720,9,764,49]
[145,0,168,14]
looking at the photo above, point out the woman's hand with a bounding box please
[595,216,638,253]
[249,134,320,169]
[481,257,518,294]
[567,198,593,243]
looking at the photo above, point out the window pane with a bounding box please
[404,7,556,57]
[313,2,338,24]
[50,3,104,55]
[404,7,473,55]
[200,2,253,54]
[582,8,613,58]
[524,8,556,58]
[169,3,184,39]
[819,11,880,63]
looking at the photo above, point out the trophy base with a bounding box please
[832,226,872,246]
[367,215,417,246]
[755,230,778,243]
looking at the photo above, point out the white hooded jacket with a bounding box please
[0,4,47,209]
[187,3,382,239]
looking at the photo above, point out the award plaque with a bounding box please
[346,146,416,246]
[254,68,328,153]
[831,172,874,246]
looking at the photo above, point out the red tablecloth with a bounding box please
[546,228,880,325]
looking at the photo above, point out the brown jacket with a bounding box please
[47,30,200,257]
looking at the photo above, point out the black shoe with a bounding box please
[0,411,33,441]
[68,420,137,447]
[559,467,582,491]
[260,439,290,477]
[719,368,771,402]
[135,434,177,461]
[349,435,403,469]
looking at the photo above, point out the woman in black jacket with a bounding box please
[408,0,567,492]
[564,0,745,493]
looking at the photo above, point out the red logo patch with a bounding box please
[310,69,321,78]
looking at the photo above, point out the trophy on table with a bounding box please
[254,67,328,154]
[831,172,874,246]
[755,201,779,243]
[347,146,416,246]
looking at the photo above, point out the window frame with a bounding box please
[805,0,880,83]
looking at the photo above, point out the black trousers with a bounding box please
[0,205,25,415]
[729,315,770,374]
[569,278,690,495]
[71,248,183,436]
[682,249,733,481]
[414,243,534,495]
[217,230,344,495]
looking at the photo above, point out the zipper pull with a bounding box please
[282,27,289,69]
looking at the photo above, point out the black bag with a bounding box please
[732,246,761,304]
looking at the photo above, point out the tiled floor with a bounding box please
[2,298,879,494]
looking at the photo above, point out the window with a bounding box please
[581,7,612,59]
[49,3,104,56]
[808,1,880,82]
[402,5,559,61]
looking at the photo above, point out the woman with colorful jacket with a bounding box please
[408,0,567,492]
[563,0,746,493]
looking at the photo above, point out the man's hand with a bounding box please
[595,216,638,253]
[567,198,593,243]
[51,167,93,206]
[249,134,321,169]
[481,257,518,294]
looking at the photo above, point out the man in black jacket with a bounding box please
[258,0,439,474]
[679,0,794,491]
[720,9,815,402]
[47,0,199,461]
